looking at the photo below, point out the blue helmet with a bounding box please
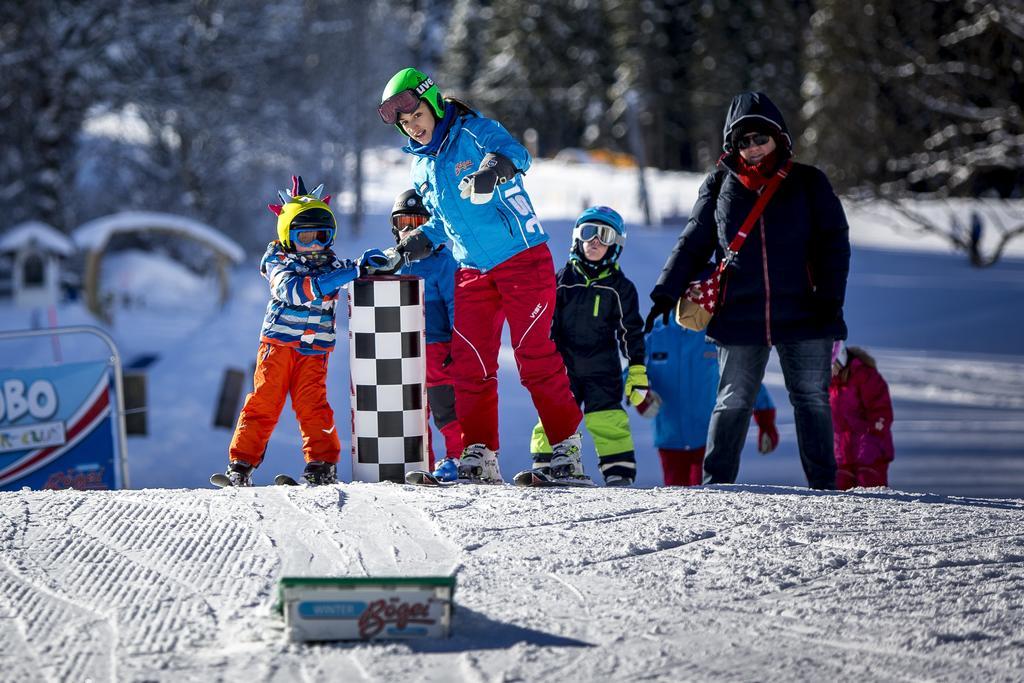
[571,205,626,270]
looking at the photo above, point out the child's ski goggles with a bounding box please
[573,222,624,246]
[290,227,335,249]
[378,89,423,125]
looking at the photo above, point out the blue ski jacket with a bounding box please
[645,317,774,449]
[400,245,457,344]
[404,103,549,272]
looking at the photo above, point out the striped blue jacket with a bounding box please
[258,242,354,354]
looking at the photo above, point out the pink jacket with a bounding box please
[829,358,895,467]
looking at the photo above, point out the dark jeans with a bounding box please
[703,338,837,489]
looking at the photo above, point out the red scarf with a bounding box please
[735,150,780,192]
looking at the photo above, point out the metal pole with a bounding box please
[0,325,131,489]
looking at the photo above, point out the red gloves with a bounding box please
[753,408,779,454]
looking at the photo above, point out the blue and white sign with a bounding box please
[0,360,122,491]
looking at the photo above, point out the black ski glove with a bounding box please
[458,153,518,204]
[644,294,677,334]
[396,228,435,262]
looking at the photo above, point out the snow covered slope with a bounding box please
[1,483,1021,681]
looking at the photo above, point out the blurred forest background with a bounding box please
[1,0,1021,251]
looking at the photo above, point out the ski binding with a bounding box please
[512,469,597,488]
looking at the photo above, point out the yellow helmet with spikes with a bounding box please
[268,175,336,250]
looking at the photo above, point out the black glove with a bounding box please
[458,153,518,204]
[396,228,435,262]
[644,293,676,334]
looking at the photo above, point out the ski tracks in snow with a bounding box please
[1,484,1022,681]
[0,483,460,682]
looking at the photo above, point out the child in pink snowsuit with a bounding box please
[829,341,895,489]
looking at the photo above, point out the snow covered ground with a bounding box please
[1,482,1021,681]
[1,156,1023,680]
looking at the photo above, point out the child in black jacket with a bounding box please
[529,206,650,486]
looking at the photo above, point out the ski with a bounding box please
[512,469,597,488]
[404,470,509,486]
[210,473,232,488]
[404,470,457,487]
[209,473,300,487]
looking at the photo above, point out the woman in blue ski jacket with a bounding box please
[364,67,584,485]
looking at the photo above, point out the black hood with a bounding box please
[721,92,793,154]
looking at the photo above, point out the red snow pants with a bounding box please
[836,463,889,490]
[451,244,582,452]
[229,343,340,467]
[659,447,706,486]
[426,341,463,467]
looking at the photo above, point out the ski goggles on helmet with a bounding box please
[392,213,428,232]
[573,221,623,247]
[290,227,335,249]
[378,89,423,125]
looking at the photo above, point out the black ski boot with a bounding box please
[226,461,255,487]
[302,461,337,486]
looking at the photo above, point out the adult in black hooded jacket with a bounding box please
[646,92,850,489]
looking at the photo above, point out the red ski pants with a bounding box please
[229,343,340,467]
[426,341,463,466]
[659,447,706,487]
[451,244,582,452]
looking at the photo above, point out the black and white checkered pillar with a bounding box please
[348,275,429,483]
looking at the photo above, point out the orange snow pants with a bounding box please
[228,343,340,467]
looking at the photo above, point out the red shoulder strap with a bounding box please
[723,159,793,258]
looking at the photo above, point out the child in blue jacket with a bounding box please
[646,317,778,486]
[387,189,464,479]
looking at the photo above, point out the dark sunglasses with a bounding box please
[736,133,771,150]
[378,89,423,125]
[392,213,428,231]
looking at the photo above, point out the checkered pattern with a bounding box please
[349,276,429,483]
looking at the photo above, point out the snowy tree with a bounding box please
[605,0,698,170]
[459,0,615,156]
[0,1,122,231]
[805,0,1024,264]
[883,1,1024,197]
[804,0,1023,198]
[437,0,495,97]
[689,0,812,170]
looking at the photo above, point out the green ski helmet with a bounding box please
[379,67,445,134]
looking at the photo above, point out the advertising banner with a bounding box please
[0,360,121,491]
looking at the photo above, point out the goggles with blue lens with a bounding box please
[290,226,335,249]
[573,221,623,247]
